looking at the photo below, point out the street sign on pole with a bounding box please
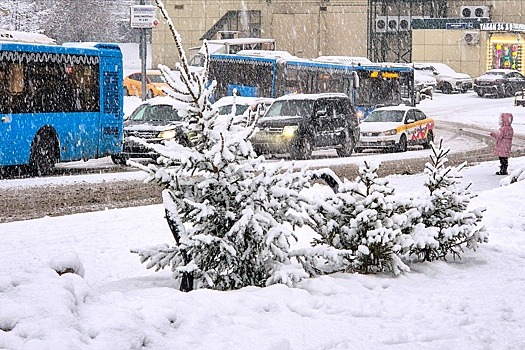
[130,5,156,29]
[131,3,156,100]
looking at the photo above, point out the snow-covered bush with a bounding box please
[130,0,312,291]
[303,161,412,275]
[408,139,487,261]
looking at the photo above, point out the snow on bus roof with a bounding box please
[274,93,349,101]
[314,56,372,65]
[235,50,296,59]
[205,37,275,45]
[0,29,56,45]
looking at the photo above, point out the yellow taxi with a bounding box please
[123,69,170,99]
[355,105,434,153]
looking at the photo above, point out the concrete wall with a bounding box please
[412,29,488,78]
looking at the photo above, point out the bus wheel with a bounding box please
[336,134,354,157]
[29,131,59,176]
[111,154,129,166]
[290,137,312,160]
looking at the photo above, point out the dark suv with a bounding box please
[251,93,360,159]
[111,97,189,165]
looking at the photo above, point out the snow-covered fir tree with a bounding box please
[131,0,313,291]
[303,161,412,275]
[409,139,487,261]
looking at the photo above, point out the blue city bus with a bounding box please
[208,53,415,120]
[0,34,123,175]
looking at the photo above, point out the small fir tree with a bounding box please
[304,161,412,275]
[409,139,487,261]
[131,0,312,291]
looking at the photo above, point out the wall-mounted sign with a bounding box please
[480,23,525,33]
[130,5,157,29]
[446,22,468,30]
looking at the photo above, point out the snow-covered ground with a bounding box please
[1,92,525,349]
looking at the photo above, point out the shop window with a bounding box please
[492,43,522,71]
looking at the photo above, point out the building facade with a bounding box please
[151,0,525,78]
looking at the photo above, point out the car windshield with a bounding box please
[364,110,405,123]
[264,100,314,118]
[216,104,250,116]
[129,104,181,122]
[148,75,165,83]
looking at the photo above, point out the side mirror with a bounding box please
[316,110,327,117]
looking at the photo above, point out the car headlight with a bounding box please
[157,129,177,140]
[355,110,364,121]
[380,129,397,136]
[282,125,298,138]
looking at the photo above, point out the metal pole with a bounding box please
[141,27,147,100]
[140,0,147,101]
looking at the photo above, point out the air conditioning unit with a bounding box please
[398,16,411,32]
[463,31,480,45]
[375,16,387,33]
[460,5,491,19]
[387,17,399,32]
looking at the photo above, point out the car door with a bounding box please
[404,109,418,144]
[414,109,430,144]
[312,98,337,147]
[514,72,525,91]
[129,73,142,95]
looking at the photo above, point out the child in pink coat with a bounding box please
[490,113,514,175]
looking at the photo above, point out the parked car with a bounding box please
[355,105,434,153]
[111,97,189,165]
[212,96,274,126]
[414,63,473,94]
[123,70,171,99]
[473,69,525,98]
[251,93,360,159]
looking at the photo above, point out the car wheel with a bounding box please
[336,133,355,157]
[290,137,313,160]
[111,154,129,166]
[146,90,154,99]
[505,85,516,97]
[423,130,434,149]
[29,131,59,176]
[396,134,408,153]
[477,91,485,97]
[441,83,453,94]
[124,87,130,96]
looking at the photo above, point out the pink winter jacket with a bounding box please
[490,113,514,157]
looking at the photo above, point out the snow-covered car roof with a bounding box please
[371,104,416,113]
[414,62,458,75]
[141,96,186,109]
[482,69,519,75]
[212,96,274,109]
[273,93,349,101]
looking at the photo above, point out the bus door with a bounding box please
[0,59,26,166]
[98,54,123,157]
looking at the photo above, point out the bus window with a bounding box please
[285,67,309,94]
